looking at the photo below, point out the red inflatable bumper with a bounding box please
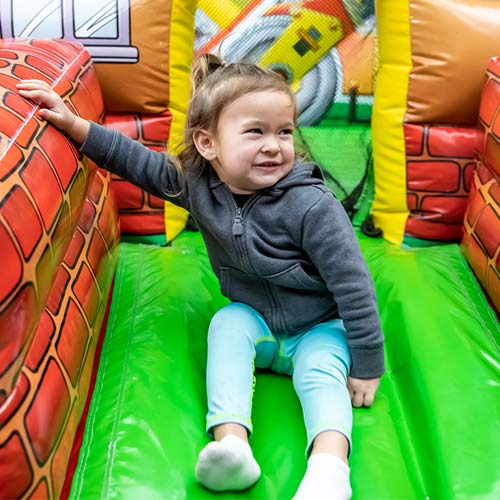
[0,39,119,498]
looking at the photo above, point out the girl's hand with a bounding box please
[347,376,381,407]
[16,79,89,144]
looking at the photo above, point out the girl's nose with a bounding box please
[261,136,280,153]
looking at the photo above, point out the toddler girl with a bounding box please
[18,53,384,499]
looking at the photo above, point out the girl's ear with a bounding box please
[193,129,216,161]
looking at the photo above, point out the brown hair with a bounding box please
[174,53,297,175]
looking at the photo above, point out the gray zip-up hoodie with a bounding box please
[81,122,384,378]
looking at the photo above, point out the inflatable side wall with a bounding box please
[0,0,197,240]
[462,58,500,312]
[0,39,119,499]
[372,0,500,244]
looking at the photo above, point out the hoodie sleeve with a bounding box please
[80,121,189,210]
[302,189,384,379]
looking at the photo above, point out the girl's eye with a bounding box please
[246,128,262,134]
[280,129,293,135]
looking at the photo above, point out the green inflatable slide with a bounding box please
[68,227,500,499]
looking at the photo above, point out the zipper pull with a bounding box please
[232,214,243,236]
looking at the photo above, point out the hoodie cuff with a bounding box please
[80,121,117,167]
[349,344,385,379]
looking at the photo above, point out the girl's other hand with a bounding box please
[347,376,381,408]
[16,79,89,144]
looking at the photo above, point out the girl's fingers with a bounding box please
[16,82,53,97]
[17,85,48,94]
[347,385,354,400]
[351,389,375,408]
[17,79,51,88]
[363,392,375,407]
[351,390,364,408]
[38,108,61,122]
[19,88,56,106]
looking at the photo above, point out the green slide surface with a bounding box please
[70,231,500,500]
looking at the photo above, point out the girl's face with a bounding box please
[195,89,296,194]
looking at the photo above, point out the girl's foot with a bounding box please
[292,453,351,500]
[195,434,261,491]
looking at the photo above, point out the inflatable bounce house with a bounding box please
[0,0,499,498]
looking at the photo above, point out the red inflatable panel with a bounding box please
[404,123,481,241]
[462,58,500,311]
[462,162,500,311]
[478,58,500,178]
[0,39,119,498]
[103,112,172,235]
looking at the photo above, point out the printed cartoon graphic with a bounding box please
[0,0,138,62]
[195,0,376,125]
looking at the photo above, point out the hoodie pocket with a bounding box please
[263,263,327,291]
[219,267,269,306]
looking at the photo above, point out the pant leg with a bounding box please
[291,319,352,455]
[206,302,277,436]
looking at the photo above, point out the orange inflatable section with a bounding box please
[462,58,500,311]
[400,0,500,242]
[373,0,500,243]
[0,39,119,498]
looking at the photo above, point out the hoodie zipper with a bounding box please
[230,196,244,236]
[226,188,260,273]
[226,188,282,325]
[228,190,258,237]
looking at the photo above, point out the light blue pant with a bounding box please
[206,302,352,454]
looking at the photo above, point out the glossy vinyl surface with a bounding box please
[70,230,500,499]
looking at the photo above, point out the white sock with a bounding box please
[195,434,261,491]
[292,453,351,500]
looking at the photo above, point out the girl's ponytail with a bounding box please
[190,53,224,96]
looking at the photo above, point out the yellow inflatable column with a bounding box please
[165,0,198,241]
[371,0,412,245]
